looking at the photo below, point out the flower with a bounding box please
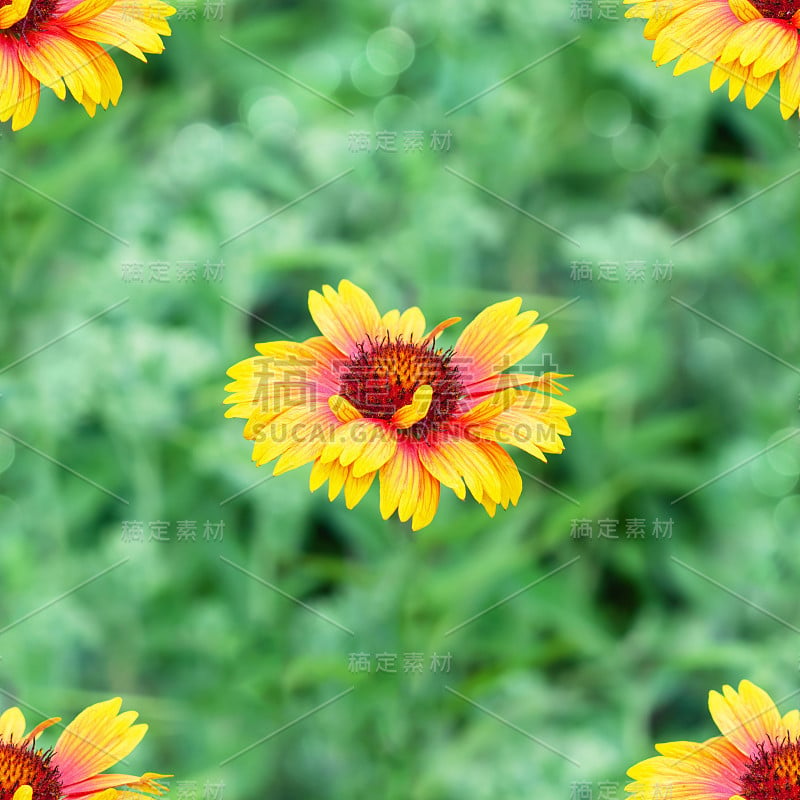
[626,679,800,800]
[1,0,176,131]
[0,697,170,800]
[624,0,800,118]
[224,280,575,531]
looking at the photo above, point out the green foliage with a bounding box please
[1,1,799,798]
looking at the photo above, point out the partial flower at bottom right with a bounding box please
[626,680,800,800]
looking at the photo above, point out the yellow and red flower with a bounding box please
[627,679,800,800]
[224,280,575,531]
[0,0,175,131]
[624,0,800,117]
[0,697,169,800]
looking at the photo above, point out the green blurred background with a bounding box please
[1,0,799,797]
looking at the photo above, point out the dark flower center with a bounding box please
[2,0,58,38]
[339,336,465,438]
[749,0,800,20]
[740,737,800,800]
[0,741,62,800]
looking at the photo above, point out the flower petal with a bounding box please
[0,0,31,27]
[429,436,504,504]
[308,280,383,357]
[417,442,467,500]
[728,0,762,23]
[719,18,797,76]
[252,404,336,469]
[782,708,800,739]
[328,394,362,423]
[0,38,40,131]
[421,316,461,345]
[464,390,575,460]
[453,297,547,387]
[379,444,440,530]
[57,0,118,25]
[310,457,380,508]
[391,384,433,428]
[67,0,175,60]
[624,0,707,39]
[653,1,737,69]
[61,773,160,796]
[475,440,523,509]
[22,716,61,744]
[53,698,147,789]
[743,65,776,107]
[708,680,783,758]
[779,44,800,117]
[380,306,426,342]
[343,467,376,509]
[626,735,745,800]
[225,338,341,423]
[467,371,571,399]
[671,4,747,75]
[18,31,102,104]
[457,387,516,426]
[0,707,25,742]
[320,419,397,478]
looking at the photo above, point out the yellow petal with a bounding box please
[272,437,327,476]
[0,46,41,131]
[251,405,329,467]
[782,708,800,739]
[0,707,25,742]
[457,388,516,426]
[476,441,523,509]
[671,5,746,75]
[68,1,175,59]
[411,465,440,531]
[653,1,738,68]
[22,716,61,744]
[57,0,117,25]
[53,698,147,788]
[453,297,546,386]
[417,443,467,500]
[309,458,333,492]
[422,316,461,345]
[708,680,782,757]
[350,425,397,478]
[343,469,376,509]
[308,280,382,357]
[779,47,800,117]
[720,18,796,76]
[18,33,103,104]
[380,306,426,342]
[728,0,762,23]
[329,394,362,423]
[466,391,575,460]
[391,384,433,428]
[433,437,503,504]
[327,460,347,500]
[744,66,775,107]
[320,420,396,478]
[0,0,32,27]
[379,445,413,520]
[12,787,32,800]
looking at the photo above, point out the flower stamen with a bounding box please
[338,335,465,438]
[0,741,62,800]
[739,736,800,800]
[4,0,58,40]
[749,0,800,21]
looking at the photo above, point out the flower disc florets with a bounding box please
[338,335,465,438]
